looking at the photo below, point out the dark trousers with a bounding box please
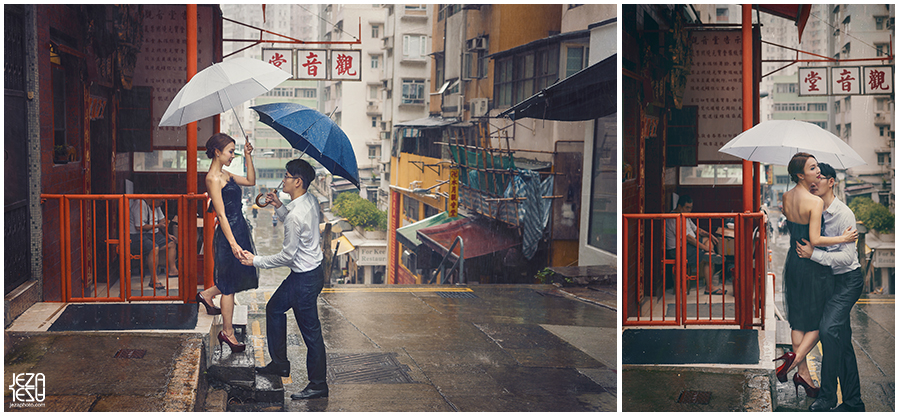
[266,265,326,388]
[818,267,864,407]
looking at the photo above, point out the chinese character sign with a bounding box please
[330,50,362,81]
[831,67,860,95]
[799,67,827,96]
[296,50,327,80]
[449,169,459,218]
[262,49,293,75]
[683,29,744,162]
[863,66,893,95]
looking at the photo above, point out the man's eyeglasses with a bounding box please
[284,173,300,180]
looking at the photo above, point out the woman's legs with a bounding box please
[219,293,239,343]
[790,329,820,383]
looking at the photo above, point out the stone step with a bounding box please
[204,303,283,408]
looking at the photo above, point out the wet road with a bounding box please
[234,207,618,412]
[767,209,895,412]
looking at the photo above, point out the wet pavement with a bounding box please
[4,206,618,412]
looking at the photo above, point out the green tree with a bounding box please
[332,192,387,231]
[849,196,894,234]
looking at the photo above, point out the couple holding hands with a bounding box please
[195,133,329,401]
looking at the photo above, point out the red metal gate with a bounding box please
[623,212,767,328]
[41,194,208,303]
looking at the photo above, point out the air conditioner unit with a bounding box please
[466,36,487,51]
[469,98,489,117]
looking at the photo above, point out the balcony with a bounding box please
[400,8,428,21]
[366,102,382,115]
[874,112,892,126]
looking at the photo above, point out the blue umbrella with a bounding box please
[252,102,360,188]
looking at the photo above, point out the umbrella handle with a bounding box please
[255,193,269,208]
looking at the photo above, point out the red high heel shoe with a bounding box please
[793,372,819,398]
[218,330,245,353]
[196,292,222,315]
[773,351,796,382]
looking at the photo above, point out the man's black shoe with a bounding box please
[831,403,865,412]
[255,362,290,377]
[291,385,329,400]
[808,398,836,412]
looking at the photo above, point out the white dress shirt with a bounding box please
[665,214,697,250]
[130,200,166,235]
[810,197,861,275]
[253,192,323,273]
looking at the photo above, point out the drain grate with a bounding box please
[677,390,711,404]
[114,349,146,359]
[327,352,416,384]
[436,291,477,299]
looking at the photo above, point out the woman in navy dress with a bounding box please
[776,152,856,397]
[196,133,259,353]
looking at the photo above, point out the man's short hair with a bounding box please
[818,162,836,180]
[286,159,316,190]
[676,194,693,208]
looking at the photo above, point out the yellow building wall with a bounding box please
[391,153,448,221]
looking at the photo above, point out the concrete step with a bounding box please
[205,303,283,409]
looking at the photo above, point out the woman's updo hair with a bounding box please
[787,152,815,183]
[205,133,235,159]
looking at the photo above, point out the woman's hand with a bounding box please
[231,243,245,259]
[244,141,253,157]
[840,226,858,243]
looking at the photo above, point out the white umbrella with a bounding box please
[718,120,865,169]
[158,57,292,137]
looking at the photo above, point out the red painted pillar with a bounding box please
[740,4,754,329]
[388,191,401,284]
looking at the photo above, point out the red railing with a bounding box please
[623,212,767,328]
[41,194,210,303]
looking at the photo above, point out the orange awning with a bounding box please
[417,217,520,260]
[758,5,811,42]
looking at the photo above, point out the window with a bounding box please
[403,195,419,220]
[775,83,798,93]
[368,145,378,159]
[494,44,559,108]
[808,103,826,111]
[716,7,730,23]
[565,45,588,78]
[679,165,750,185]
[401,79,425,104]
[811,121,827,129]
[52,65,67,149]
[876,43,888,57]
[295,88,316,98]
[844,123,851,139]
[369,85,379,100]
[370,54,379,69]
[371,24,380,39]
[875,16,887,30]
[434,55,444,87]
[406,4,426,10]
[844,96,851,112]
[403,35,427,59]
[877,153,888,165]
[371,116,378,127]
[438,4,461,21]
[588,115,616,254]
[834,100,840,113]
[876,98,886,111]
[880,126,888,137]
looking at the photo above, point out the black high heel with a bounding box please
[774,351,796,383]
[196,292,221,315]
[218,330,245,353]
[793,372,819,398]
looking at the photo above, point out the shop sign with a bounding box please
[358,246,387,266]
[872,248,894,268]
[270,48,361,81]
[449,168,459,217]
[683,29,743,162]
[799,66,892,95]
[263,49,293,74]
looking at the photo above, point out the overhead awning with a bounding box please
[396,211,463,250]
[331,235,354,256]
[757,5,811,42]
[417,216,520,260]
[499,53,616,121]
[394,116,460,129]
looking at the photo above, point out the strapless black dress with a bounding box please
[210,177,258,295]
[783,220,833,332]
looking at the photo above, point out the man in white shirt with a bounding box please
[797,163,865,412]
[130,195,178,290]
[240,159,328,400]
[665,194,724,294]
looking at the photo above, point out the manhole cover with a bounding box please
[327,352,415,384]
[436,291,477,299]
[677,390,711,404]
[114,349,146,359]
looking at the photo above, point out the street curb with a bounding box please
[556,287,617,311]
[162,337,204,411]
